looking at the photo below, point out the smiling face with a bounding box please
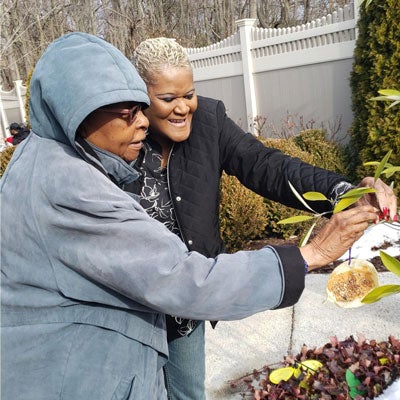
[78,102,149,163]
[145,66,198,148]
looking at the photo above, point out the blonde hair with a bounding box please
[132,37,192,85]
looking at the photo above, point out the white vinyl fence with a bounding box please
[1,1,359,143]
[186,2,358,140]
[1,80,27,144]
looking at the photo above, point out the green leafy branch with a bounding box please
[370,89,400,109]
[279,150,397,247]
[277,183,375,247]
[279,150,400,305]
[364,150,400,181]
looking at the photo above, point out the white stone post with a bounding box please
[15,80,27,123]
[0,88,10,143]
[236,18,258,135]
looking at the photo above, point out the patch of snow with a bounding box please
[338,222,400,261]
[373,378,400,400]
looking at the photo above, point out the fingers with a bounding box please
[356,177,398,221]
[301,205,379,270]
[333,204,379,228]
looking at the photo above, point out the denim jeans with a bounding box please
[164,321,206,400]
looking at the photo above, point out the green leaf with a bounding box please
[346,369,366,399]
[288,181,317,213]
[333,187,377,213]
[277,215,314,224]
[303,192,328,201]
[269,367,294,384]
[383,166,400,178]
[378,89,400,97]
[380,251,400,276]
[338,187,376,199]
[370,96,390,102]
[361,284,400,304]
[299,221,317,247]
[333,197,360,213]
[363,161,380,167]
[388,100,400,108]
[374,151,392,181]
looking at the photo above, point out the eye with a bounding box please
[162,97,174,103]
[184,94,194,100]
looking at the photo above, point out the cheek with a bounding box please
[146,102,172,122]
[188,97,198,113]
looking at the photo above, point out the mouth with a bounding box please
[168,118,186,128]
[128,139,145,150]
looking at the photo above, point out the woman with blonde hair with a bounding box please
[131,37,397,400]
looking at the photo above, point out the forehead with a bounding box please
[149,67,194,93]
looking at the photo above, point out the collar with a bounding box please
[76,138,140,186]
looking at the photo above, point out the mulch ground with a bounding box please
[245,236,400,274]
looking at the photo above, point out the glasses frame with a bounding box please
[98,104,143,124]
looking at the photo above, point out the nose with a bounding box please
[174,98,190,115]
[136,109,149,130]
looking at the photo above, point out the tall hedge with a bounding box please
[349,0,400,185]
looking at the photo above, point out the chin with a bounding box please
[123,152,140,163]
[167,129,191,143]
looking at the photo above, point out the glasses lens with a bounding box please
[128,105,141,123]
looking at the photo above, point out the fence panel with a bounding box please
[186,3,357,140]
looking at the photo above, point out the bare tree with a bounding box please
[0,0,352,90]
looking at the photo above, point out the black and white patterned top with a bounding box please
[138,140,180,237]
[138,138,196,340]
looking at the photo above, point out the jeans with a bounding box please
[164,321,206,400]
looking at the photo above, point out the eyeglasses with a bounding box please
[98,104,143,124]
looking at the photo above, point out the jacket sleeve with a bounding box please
[216,100,350,214]
[41,165,306,321]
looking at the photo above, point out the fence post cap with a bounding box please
[235,19,258,28]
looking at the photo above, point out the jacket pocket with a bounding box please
[111,376,136,400]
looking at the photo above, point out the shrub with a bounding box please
[259,136,315,239]
[0,146,16,177]
[219,172,268,253]
[292,129,349,176]
[349,0,399,187]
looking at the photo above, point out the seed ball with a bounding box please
[326,259,379,308]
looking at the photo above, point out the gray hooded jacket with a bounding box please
[1,32,305,399]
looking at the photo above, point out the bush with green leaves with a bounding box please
[219,172,268,253]
[349,0,399,186]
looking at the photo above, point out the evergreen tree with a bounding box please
[349,0,399,186]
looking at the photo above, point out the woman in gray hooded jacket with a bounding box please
[0,32,381,400]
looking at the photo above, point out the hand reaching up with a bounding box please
[300,205,379,271]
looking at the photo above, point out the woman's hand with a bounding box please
[300,205,379,271]
[354,177,398,222]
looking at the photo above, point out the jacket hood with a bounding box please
[29,32,149,148]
